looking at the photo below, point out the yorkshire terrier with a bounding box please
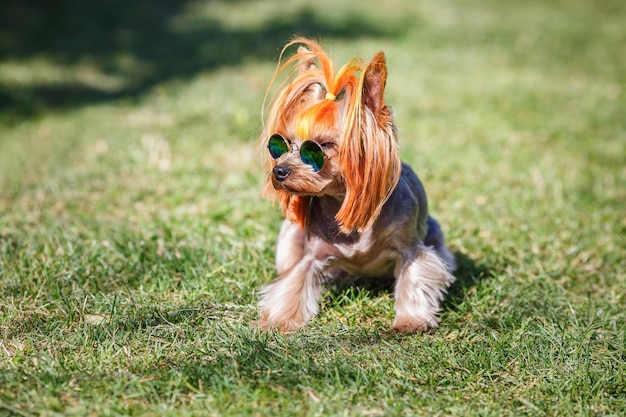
[257,38,456,333]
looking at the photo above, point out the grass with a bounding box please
[1,0,624,415]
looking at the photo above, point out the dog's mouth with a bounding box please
[271,170,345,200]
[271,172,319,196]
[271,179,309,195]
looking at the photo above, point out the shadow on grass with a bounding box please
[327,274,396,299]
[0,0,401,120]
[326,250,491,314]
[444,251,492,311]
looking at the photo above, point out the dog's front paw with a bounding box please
[253,312,306,334]
[392,315,440,333]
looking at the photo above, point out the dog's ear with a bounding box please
[335,50,400,234]
[362,51,387,117]
[298,46,316,73]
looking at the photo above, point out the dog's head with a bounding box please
[261,38,401,234]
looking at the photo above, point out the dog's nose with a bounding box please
[273,165,291,181]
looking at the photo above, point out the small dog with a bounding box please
[257,38,456,333]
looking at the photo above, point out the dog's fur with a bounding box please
[257,38,456,333]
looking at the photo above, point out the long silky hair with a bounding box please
[261,37,401,234]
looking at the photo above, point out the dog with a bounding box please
[257,38,456,333]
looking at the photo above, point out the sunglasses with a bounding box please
[268,134,325,172]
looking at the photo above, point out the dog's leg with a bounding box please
[258,254,322,333]
[424,216,456,272]
[275,220,305,274]
[392,247,455,333]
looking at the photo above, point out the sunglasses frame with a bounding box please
[268,133,326,172]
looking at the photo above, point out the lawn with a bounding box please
[0,0,624,415]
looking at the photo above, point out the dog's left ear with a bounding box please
[335,51,401,234]
[362,51,388,117]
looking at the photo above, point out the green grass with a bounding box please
[1,0,624,415]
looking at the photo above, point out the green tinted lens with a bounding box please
[268,134,289,159]
[300,141,325,172]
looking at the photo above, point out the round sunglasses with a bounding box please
[267,134,325,172]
